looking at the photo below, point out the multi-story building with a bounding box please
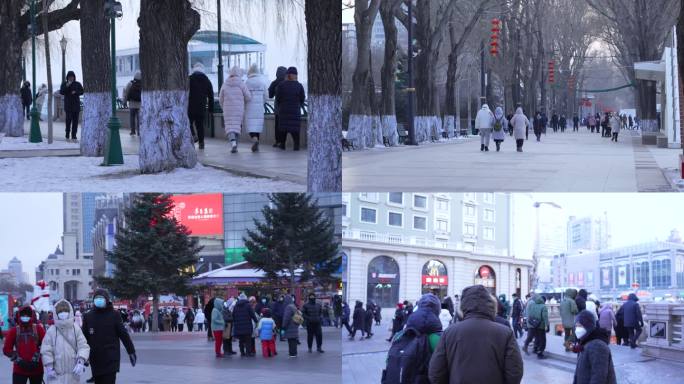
[342,193,532,308]
[552,230,684,301]
[533,201,566,290]
[567,214,610,253]
[4,257,24,284]
[63,193,105,261]
[41,232,93,303]
[92,194,128,279]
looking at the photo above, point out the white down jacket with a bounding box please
[40,300,91,384]
[243,74,268,134]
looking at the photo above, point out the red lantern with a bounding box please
[548,61,555,83]
[490,18,501,57]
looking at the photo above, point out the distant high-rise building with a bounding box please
[533,202,566,290]
[63,193,105,260]
[7,257,23,284]
[567,214,610,252]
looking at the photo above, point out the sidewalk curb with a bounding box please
[200,161,306,185]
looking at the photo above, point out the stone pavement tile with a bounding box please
[343,128,667,192]
[1,327,340,384]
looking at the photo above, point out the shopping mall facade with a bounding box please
[341,193,533,308]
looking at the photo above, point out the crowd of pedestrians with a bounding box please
[471,103,639,154]
[369,284,649,384]
[18,63,305,153]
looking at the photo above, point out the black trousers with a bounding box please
[351,325,365,338]
[65,110,80,139]
[238,334,252,355]
[288,338,298,356]
[626,326,642,347]
[94,373,117,384]
[12,374,42,384]
[512,316,523,338]
[341,319,352,334]
[306,322,323,350]
[23,104,31,119]
[188,112,205,144]
[274,115,286,144]
[516,139,524,150]
[533,328,547,355]
[288,131,300,149]
[523,327,536,349]
[178,323,184,332]
[249,132,260,139]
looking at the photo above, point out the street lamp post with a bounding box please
[22,55,26,82]
[406,0,417,145]
[28,0,42,143]
[216,0,224,91]
[60,36,67,85]
[102,0,123,166]
[480,40,486,106]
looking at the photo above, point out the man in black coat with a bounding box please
[82,289,136,384]
[275,67,305,151]
[341,301,352,335]
[187,63,214,150]
[59,71,84,142]
[231,293,258,356]
[511,293,524,339]
[350,300,365,340]
[576,289,588,312]
[270,295,285,340]
[20,81,32,120]
[428,285,523,384]
[268,66,287,148]
[203,297,215,341]
[302,293,324,353]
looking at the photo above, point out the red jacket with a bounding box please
[2,306,45,376]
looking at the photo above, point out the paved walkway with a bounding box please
[0,327,340,384]
[341,309,684,383]
[2,120,307,185]
[343,128,678,192]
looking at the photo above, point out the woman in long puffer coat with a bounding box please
[40,300,90,384]
[219,66,252,153]
[510,107,531,152]
[492,106,508,152]
[243,64,267,153]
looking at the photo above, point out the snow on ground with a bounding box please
[0,135,80,150]
[0,155,304,192]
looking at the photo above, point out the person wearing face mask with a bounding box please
[302,294,324,353]
[82,289,136,384]
[40,300,90,384]
[3,305,46,384]
[572,310,617,384]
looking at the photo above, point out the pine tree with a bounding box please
[243,193,341,293]
[96,193,203,332]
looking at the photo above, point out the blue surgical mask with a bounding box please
[20,316,31,323]
[94,297,106,308]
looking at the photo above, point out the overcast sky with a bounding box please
[527,193,684,247]
[26,1,308,88]
[2,192,681,285]
[0,193,62,285]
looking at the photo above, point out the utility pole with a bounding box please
[480,40,486,106]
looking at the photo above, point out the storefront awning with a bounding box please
[634,60,665,82]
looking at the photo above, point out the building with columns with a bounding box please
[342,193,533,308]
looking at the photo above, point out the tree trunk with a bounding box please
[305,0,342,192]
[151,293,159,332]
[42,0,53,144]
[347,0,380,149]
[138,0,199,173]
[379,0,400,146]
[79,0,111,156]
[636,79,659,132]
[0,0,25,137]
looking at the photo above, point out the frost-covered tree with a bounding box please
[0,0,80,137]
[137,0,200,173]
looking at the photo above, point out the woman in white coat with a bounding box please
[492,106,509,152]
[194,309,205,332]
[40,300,90,384]
[243,63,268,152]
[510,107,531,152]
[475,104,495,152]
[219,66,252,153]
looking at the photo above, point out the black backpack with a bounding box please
[382,327,434,384]
[128,79,142,102]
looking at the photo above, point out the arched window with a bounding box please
[421,260,448,298]
[367,256,400,308]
